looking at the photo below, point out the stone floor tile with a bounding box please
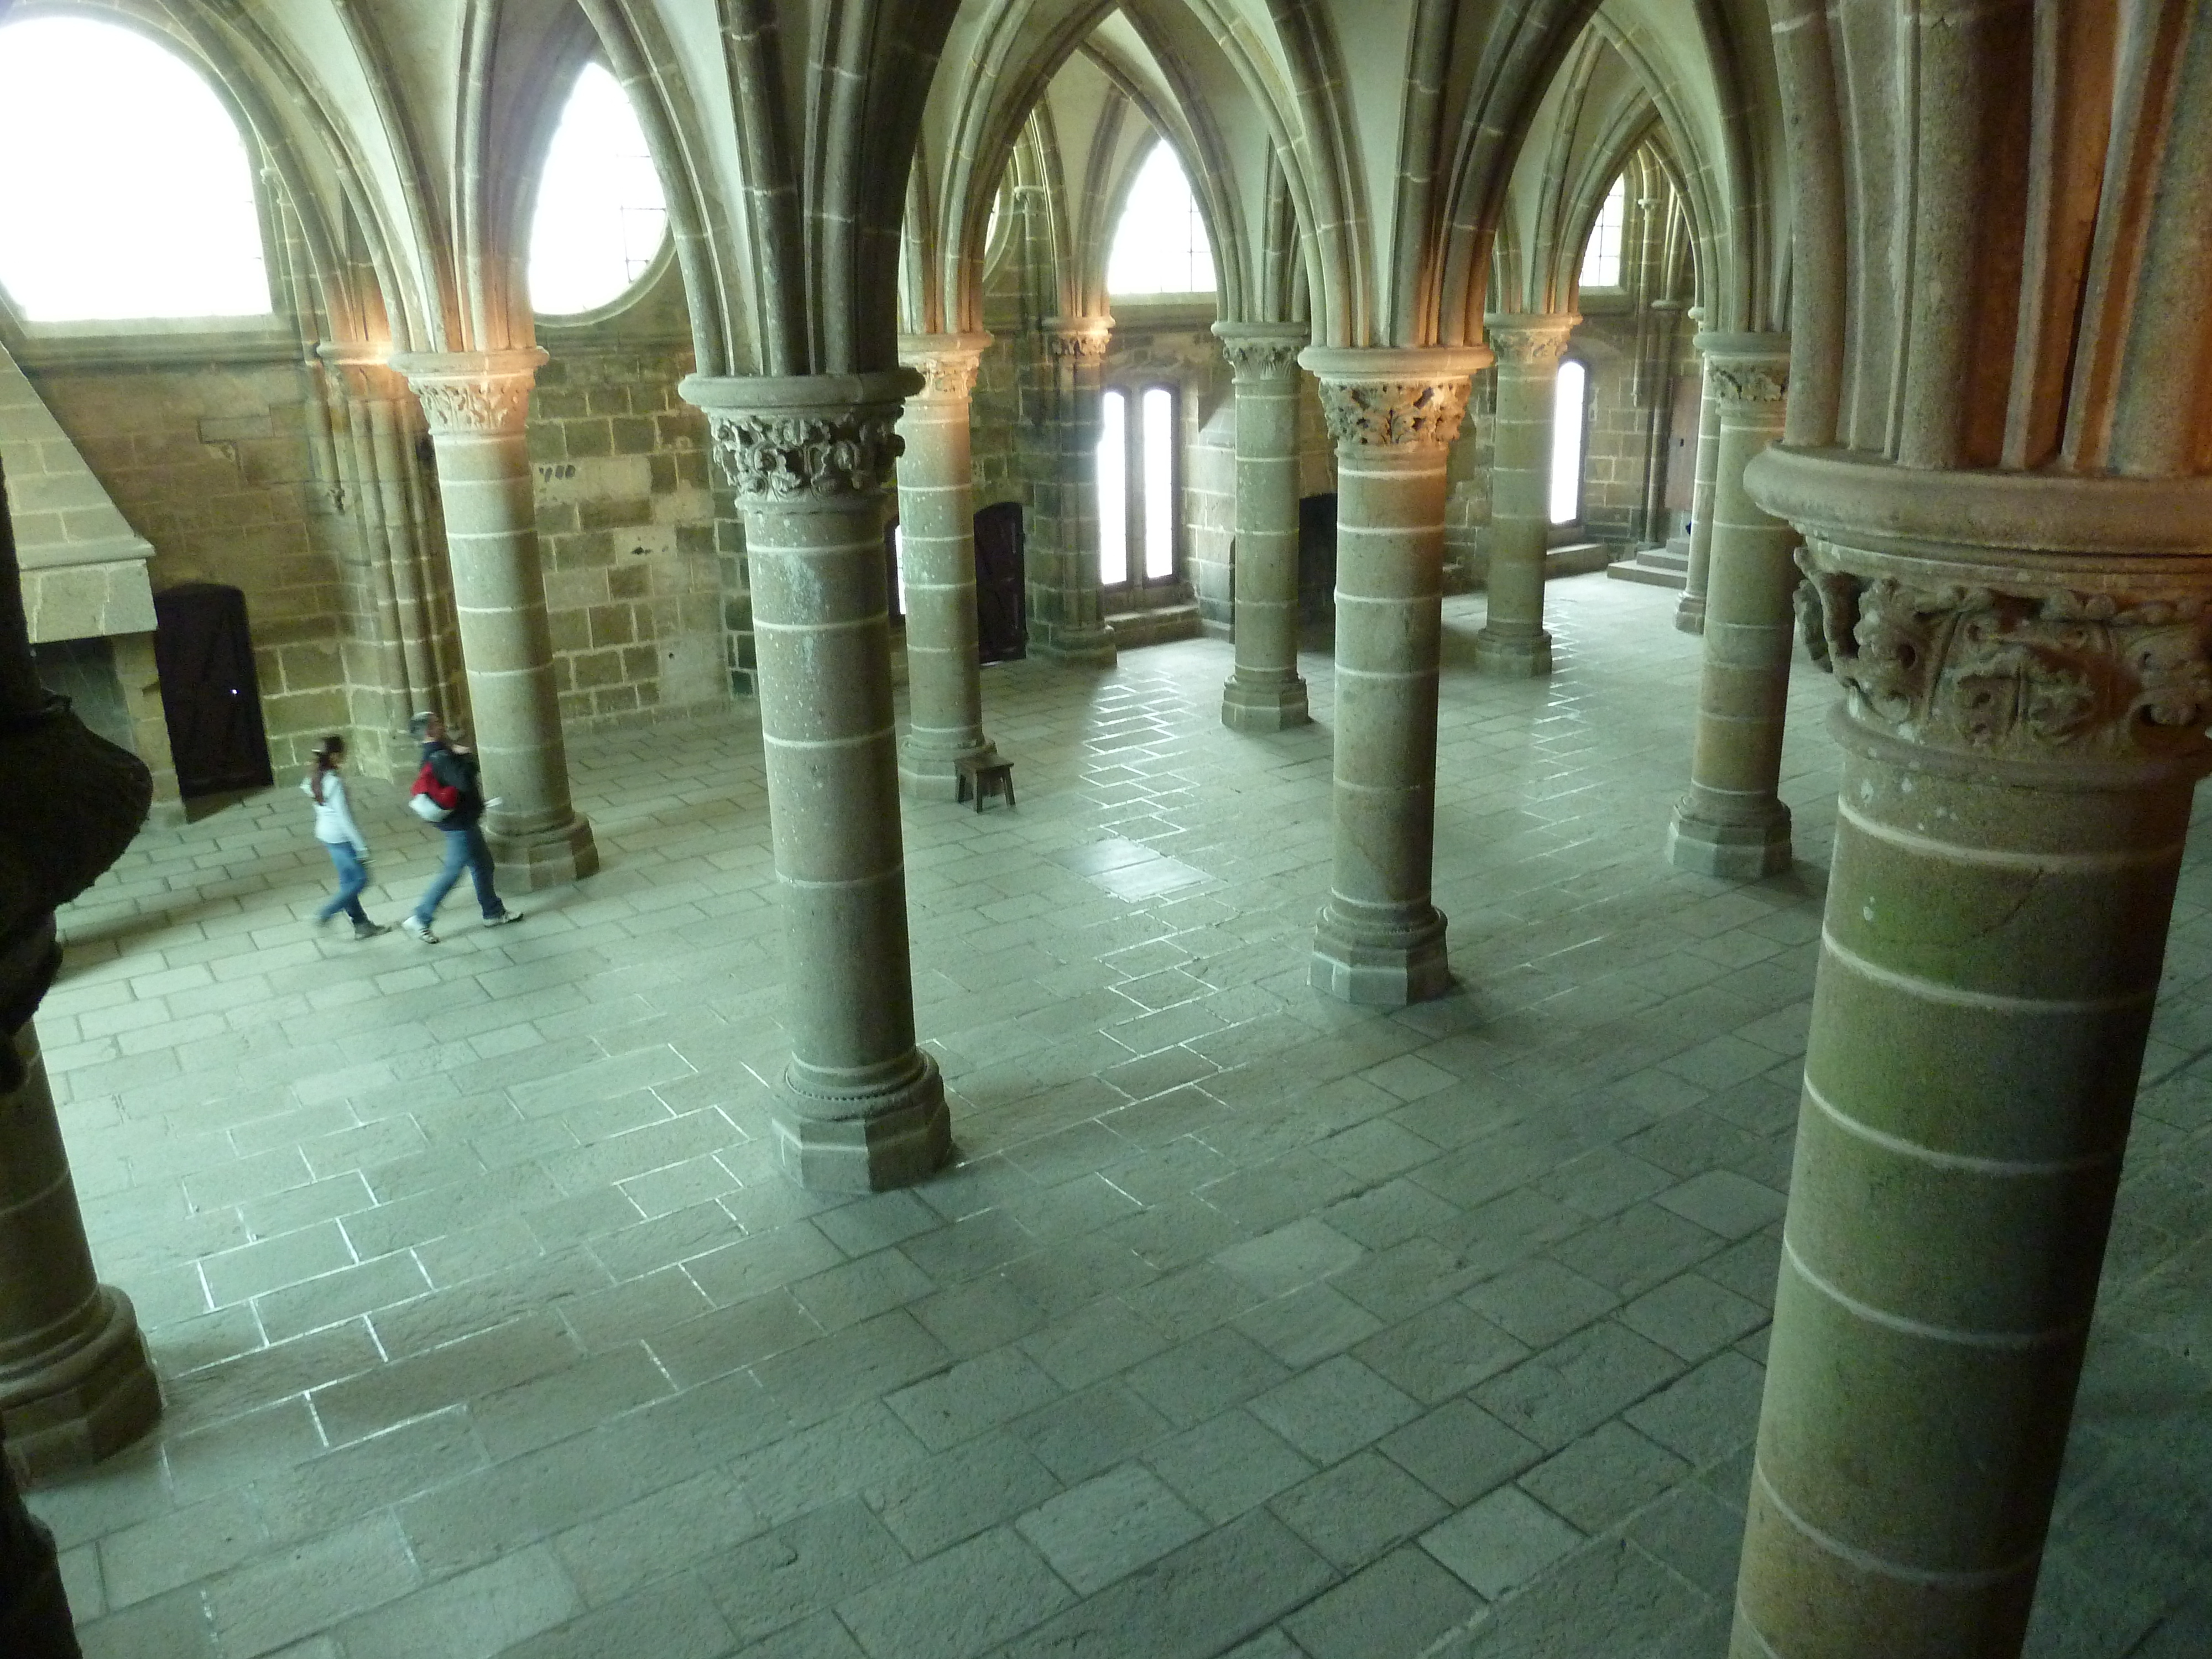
[867,1433,1066,1559]
[1623,1482,1746,1599]
[1624,1350,1768,1467]
[1145,1408,1316,1524]
[1015,1463,1207,1594]
[1269,1449,1449,1570]
[1014,1379,1175,1483]
[701,1498,910,1648]
[1445,1536,1713,1657]
[1281,1543,1482,1659]
[1516,1420,1691,1534]
[1353,1301,1527,1404]
[1619,1271,1769,1362]
[1460,1258,1619,1349]
[1377,1398,1545,1509]
[497,1573,739,1659]
[1655,1168,1791,1239]
[330,1543,581,1659]
[998,1510,1334,1659]
[202,1512,421,1658]
[551,1468,766,1606]
[1249,1355,1422,1465]
[98,1485,267,1610]
[837,1528,1074,1659]
[888,1346,1065,1451]
[1125,1326,1290,1427]
[1422,1484,1583,1600]
[1473,1321,1688,1452]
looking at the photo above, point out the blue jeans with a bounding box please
[317,842,371,925]
[413,823,504,926]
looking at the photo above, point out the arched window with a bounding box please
[529,62,669,316]
[1578,175,1627,289]
[1550,359,1589,525]
[1107,140,1215,298]
[0,16,270,322]
[1098,384,1180,589]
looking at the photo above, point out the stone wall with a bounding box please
[22,350,345,775]
[524,343,725,728]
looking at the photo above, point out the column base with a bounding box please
[1,1286,160,1484]
[1030,623,1118,667]
[1674,593,1707,634]
[1474,627,1553,676]
[1221,675,1310,732]
[776,1053,952,1192]
[491,814,599,891]
[1667,796,1793,879]
[1310,902,1453,1006]
[900,738,998,802]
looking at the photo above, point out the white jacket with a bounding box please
[302,770,369,855]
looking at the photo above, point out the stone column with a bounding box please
[0,1025,160,1482]
[1029,319,1117,665]
[1302,347,1488,1005]
[1214,323,1311,732]
[1674,354,1722,633]
[1667,335,1795,878]
[1475,314,1577,676]
[680,371,950,1191]
[0,459,159,1491]
[394,351,597,889]
[894,333,998,798]
[1730,452,2212,1657]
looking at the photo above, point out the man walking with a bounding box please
[401,710,523,943]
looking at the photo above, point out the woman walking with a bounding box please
[304,736,389,940]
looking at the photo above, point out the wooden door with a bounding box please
[152,583,272,796]
[973,502,1027,664]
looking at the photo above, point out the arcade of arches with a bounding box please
[0,3,2209,1656]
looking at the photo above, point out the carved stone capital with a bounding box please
[1212,324,1308,384]
[392,349,548,436]
[681,370,921,504]
[1043,317,1113,360]
[316,341,405,403]
[1797,542,2212,765]
[899,332,992,403]
[1485,314,1580,371]
[1313,379,1473,449]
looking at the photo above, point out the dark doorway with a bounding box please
[1298,492,1338,623]
[153,583,272,796]
[973,502,1027,664]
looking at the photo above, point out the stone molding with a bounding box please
[898,332,992,403]
[1797,541,2212,763]
[680,371,921,504]
[1212,324,1308,383]
[1484,314,1580,371]
[392,349,547,436]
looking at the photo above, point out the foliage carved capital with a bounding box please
[1214,327,1307,383]
[392,351,546,436]
[706,409,905,501]
[1797,540,2212,763]
[1485,315,1580,371]
[1314,378,1473,450]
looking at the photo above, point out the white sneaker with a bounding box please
[400,917,439,945]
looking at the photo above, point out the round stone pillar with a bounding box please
[1302,346,1488,1005]
[1214,324,1311,731]
[1667,335,1796,878]
[1730,451,2212,1657]
[1030,320,1117,665]
[394,351,597,888]
[1676,352,1723,633]
[1476,314,1577,676]
[0,1022,159,1483]
[680,371,950,1191]
[894,334,999,799]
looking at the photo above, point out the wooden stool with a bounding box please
[955,755,1015,812]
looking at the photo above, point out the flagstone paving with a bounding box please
[29,575,2212,1657]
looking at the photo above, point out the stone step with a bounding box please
[1546,541,1614,578]
[1607,543,1690,591]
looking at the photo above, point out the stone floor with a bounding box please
[27,573,2212,1658]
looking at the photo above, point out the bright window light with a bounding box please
[0,17,270,321]
[1142,388,1174,580]
[529,62,668,315]
[1550,360,1587,525]
[1098,390,1129,587]
[1107,140,1215,296]
[1578,175,1626,289]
